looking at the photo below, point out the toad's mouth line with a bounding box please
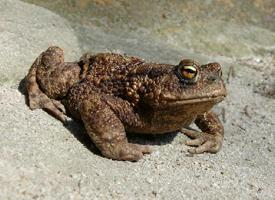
[162,95,226,105]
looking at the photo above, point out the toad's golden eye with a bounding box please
[181,66,197,79]
[176,65,199,84]
[180,65,198,79]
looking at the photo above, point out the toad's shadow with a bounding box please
[64,119,178,155]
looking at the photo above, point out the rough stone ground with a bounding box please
[0,0,274,199]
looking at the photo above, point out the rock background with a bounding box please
[0,0,274,199]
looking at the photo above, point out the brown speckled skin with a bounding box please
[26,46,226,161]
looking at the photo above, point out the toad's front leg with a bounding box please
[181,111,224,154]
[79,94,151,161]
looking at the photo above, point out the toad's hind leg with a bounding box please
[79,94,151,161]
[25,46,76,123]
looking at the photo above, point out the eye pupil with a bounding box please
[183,67,196,74]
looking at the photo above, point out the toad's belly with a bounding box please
[126,101,215,134]
[126,112,196,134]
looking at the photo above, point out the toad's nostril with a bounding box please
[217,68,222,77]
[207,75,217,82]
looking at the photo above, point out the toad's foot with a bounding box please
[106,143,152,161]
[29,92,67,123]
[181,128,223,154]
[181,112,224,154]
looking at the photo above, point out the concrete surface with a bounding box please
[0,0,81,86]
[0,0,275,199]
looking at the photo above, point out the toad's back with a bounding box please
[63,52,174,122]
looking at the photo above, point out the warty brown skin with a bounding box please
[25,46,227,161]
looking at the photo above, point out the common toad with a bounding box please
[25,46,226,161]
